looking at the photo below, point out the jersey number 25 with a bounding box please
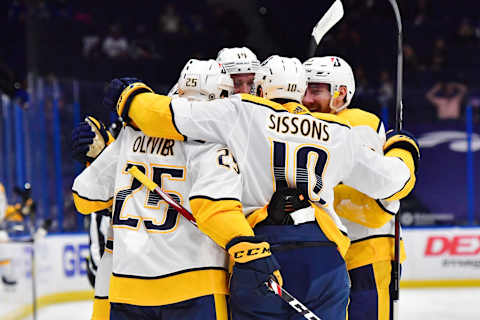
[112,162,184,232]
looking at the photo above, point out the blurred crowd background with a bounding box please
[0,0,478,232]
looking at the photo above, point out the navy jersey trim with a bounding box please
[72,190,113,203]
[376,120,383,133]
[106,239,114,250]
[112,266,227,280]
[189,195,241,202]
[375,199,396,216]
[351,234,403,244]
[94,296,109,300]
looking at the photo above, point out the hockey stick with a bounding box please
[267,278,322,320]
[308,0,344,57]
[387,1,403,319]
[128,166,197,226]
[127,166,322,320]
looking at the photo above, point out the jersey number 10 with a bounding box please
[272,140,328,204]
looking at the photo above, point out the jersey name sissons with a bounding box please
[267,114,330,142]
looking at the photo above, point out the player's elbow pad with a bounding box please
[190,197,254,248]
[334,185,397,228]
[383,130,420,200]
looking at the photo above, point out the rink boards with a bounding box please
[401,227,480,287]
[0,234,92,320]
[0,228,479,319]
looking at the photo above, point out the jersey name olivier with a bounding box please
[132,135,176,156]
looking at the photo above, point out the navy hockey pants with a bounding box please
[348,261,401,320]
[230,223,350,320]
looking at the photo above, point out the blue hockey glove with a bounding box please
[227,236,283,296]
[72,116,110,163]
[103,77,152,124]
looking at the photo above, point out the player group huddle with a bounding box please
[71,47,419,320]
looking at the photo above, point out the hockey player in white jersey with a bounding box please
[103,55,419,319]
[91,220,113,320]
[72,116,116,320]
[0,183,16,288]
[303,56,419,320]
[73,60,257,319]
[0,183,33,288]
[217,47,260,94]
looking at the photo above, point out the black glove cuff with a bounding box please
[226,236,266,251]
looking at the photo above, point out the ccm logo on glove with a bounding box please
[229,241,272,263]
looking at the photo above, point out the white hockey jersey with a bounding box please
[72,126,242,306]
[333,108,406,270]
[125,93,412,253]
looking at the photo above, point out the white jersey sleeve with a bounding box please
[342,126,410,200]
[171,96,241,145]
[94,224,113,298]
[72,131,123,210]
[185,141,242,202]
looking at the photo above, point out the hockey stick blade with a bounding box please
[311,0,344,45]
[128,166,197,226]
[266,278,322,320]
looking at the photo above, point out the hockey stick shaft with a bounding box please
[308,0,344,57]
[128,166,197,226]
[387,1,403,319]
[389,0,404,131]
[267,278,322,320]
[128,166,321,320]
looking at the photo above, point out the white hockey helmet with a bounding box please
[167,82,179,98]
[177,59,234,101]
[254,55,307,103]
[303,56,355,112]
[216,47,260,75]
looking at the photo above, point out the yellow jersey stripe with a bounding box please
[372,260,393,320]
[72,192,113,215]
[346,236,406,270]
[313,204,351,258]
[214,294,229,320]
[91,297,110,320]
[109,268,228,306]
[240,93,286,111]
[336,108,380,132]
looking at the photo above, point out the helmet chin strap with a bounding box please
[329,90,348,113]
